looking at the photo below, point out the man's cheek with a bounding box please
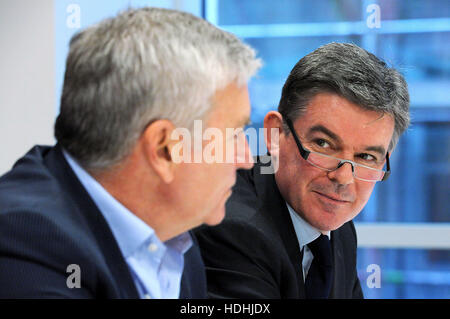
[352,185,375,214]
[360,183,376,203]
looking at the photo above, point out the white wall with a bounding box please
[0,0,55,175]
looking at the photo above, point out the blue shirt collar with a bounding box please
[286,202,331,250]
[63,150,156,258]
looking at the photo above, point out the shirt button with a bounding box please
[148,243,158,252]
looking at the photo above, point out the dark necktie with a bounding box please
[305,234,333,299]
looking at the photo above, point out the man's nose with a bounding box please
[327,161,354,185]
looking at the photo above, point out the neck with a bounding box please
[91,153,181,242]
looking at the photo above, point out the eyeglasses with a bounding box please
[285,117,390,182]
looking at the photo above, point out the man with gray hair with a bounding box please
[0,7,260,298]
[195,42,410,298]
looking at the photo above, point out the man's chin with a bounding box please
[203,205,227,226]
[305,209,346,232]
[205,189,233,225]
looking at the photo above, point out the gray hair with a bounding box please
[278,42,410,152]
[55,7,261,170]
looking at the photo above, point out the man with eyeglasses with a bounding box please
[194,42,410,299]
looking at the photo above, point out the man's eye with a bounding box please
[314,139,330,148]
[358,153,377,162]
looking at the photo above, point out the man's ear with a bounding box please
[141,119,177,184]
[263,111,283,157]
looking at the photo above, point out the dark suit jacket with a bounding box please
[194,159,363,299]
[0,145,207,298]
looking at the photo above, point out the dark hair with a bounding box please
[278,42,410,151]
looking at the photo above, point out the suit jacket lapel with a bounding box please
[253,160,306,298]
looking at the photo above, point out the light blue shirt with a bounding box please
[286,203,331,280]
[63,151,192,299]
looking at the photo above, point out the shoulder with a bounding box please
[193,202,295,298]
[0,146,101,297]
[0,207,100,297]
[224,167,259,219]
[0,145,93,245]
[332,220,358,248]
[224,164,272,224]
[0,145,63,216]
[194,207,285,275]
[194,217,287,292]
[196,159,284,253]
[202,160,286,247]
[331,220,359,267]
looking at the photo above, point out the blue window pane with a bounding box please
[217,0,362,25]
[375,32,450,107]
[378,0,450,20]
[355,120,450,223]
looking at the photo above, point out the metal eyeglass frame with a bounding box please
[284,117,391,182]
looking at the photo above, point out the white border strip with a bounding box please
[354,223,450,250]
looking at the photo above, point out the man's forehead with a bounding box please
[362,112,387,127]
[299,111,393,132]
[208,84,251,127]
[295,94,395,148]
[300,93,393,127]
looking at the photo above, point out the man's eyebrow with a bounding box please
[306,125,343,144]
[306,124,387,157]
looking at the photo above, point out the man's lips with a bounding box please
[313,191,352,203]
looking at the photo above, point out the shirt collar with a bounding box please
[63,150,155,258]
[286,202,330,250]
[166,231,193,255]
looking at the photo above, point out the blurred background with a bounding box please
[0,0,448,298]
